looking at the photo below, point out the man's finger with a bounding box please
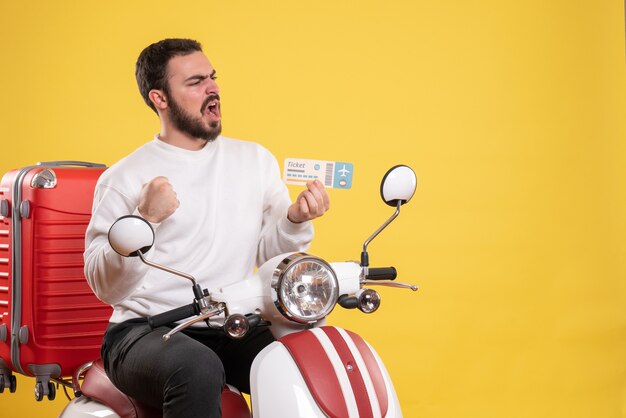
[307,181,329,214]
[301,190,318,216]
[299,196,309,217]
[306,181,323,205]
[308,180,330,211]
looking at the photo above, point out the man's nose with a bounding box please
[206,79,219,95]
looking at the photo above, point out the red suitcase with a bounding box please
[0,161,111,400]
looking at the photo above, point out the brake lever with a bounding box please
[360,280,418,291]
[162,303,226,342]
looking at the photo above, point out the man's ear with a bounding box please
[149,90,168,110]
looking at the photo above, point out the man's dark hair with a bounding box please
[135,38,203,113]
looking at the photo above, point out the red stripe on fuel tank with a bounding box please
[280,330,349,418]
[322,327,374,418]
[345,329,389,416]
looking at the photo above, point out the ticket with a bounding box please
[283,158,354,189]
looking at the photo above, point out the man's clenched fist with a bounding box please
[137,176,180,223]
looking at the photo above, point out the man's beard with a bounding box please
[167,93,222,142]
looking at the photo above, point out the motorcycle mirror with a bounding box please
[361,165,417,268]
[380,165,417,207]
[108,215,155,257]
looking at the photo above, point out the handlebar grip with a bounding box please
[148,303,200,328]
[338,295,359,309]
[366,267,397,280]
[247,314,261,328]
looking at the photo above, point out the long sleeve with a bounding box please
[84,183,152,305]
[256,151,314,265]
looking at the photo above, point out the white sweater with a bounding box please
[84,136,313,323]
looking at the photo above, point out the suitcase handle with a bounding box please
[36,161,106,168]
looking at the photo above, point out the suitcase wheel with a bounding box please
[0,374,17,394]
[48,382,56,400]
[34,381,56,401]
[34,382,44,401]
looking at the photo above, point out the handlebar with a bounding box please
[366,267,397,280]
[148,303,200,328]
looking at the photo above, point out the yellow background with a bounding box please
[1,1,625,417]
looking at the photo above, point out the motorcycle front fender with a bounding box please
[250,326,402,418]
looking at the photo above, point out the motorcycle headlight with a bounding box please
[271,253,339,324]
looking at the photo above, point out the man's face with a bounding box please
[163,51,222,142]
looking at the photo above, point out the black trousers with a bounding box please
[101,318,275,418]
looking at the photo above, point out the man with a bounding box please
[84,38,329,418]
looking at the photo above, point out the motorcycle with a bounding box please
[59,164,419,418]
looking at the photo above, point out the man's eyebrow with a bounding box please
[184,70,216,83]
[184,74,208,82]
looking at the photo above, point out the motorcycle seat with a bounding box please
[80,358,250,418]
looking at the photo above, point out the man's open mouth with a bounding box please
[203,95,221,121]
